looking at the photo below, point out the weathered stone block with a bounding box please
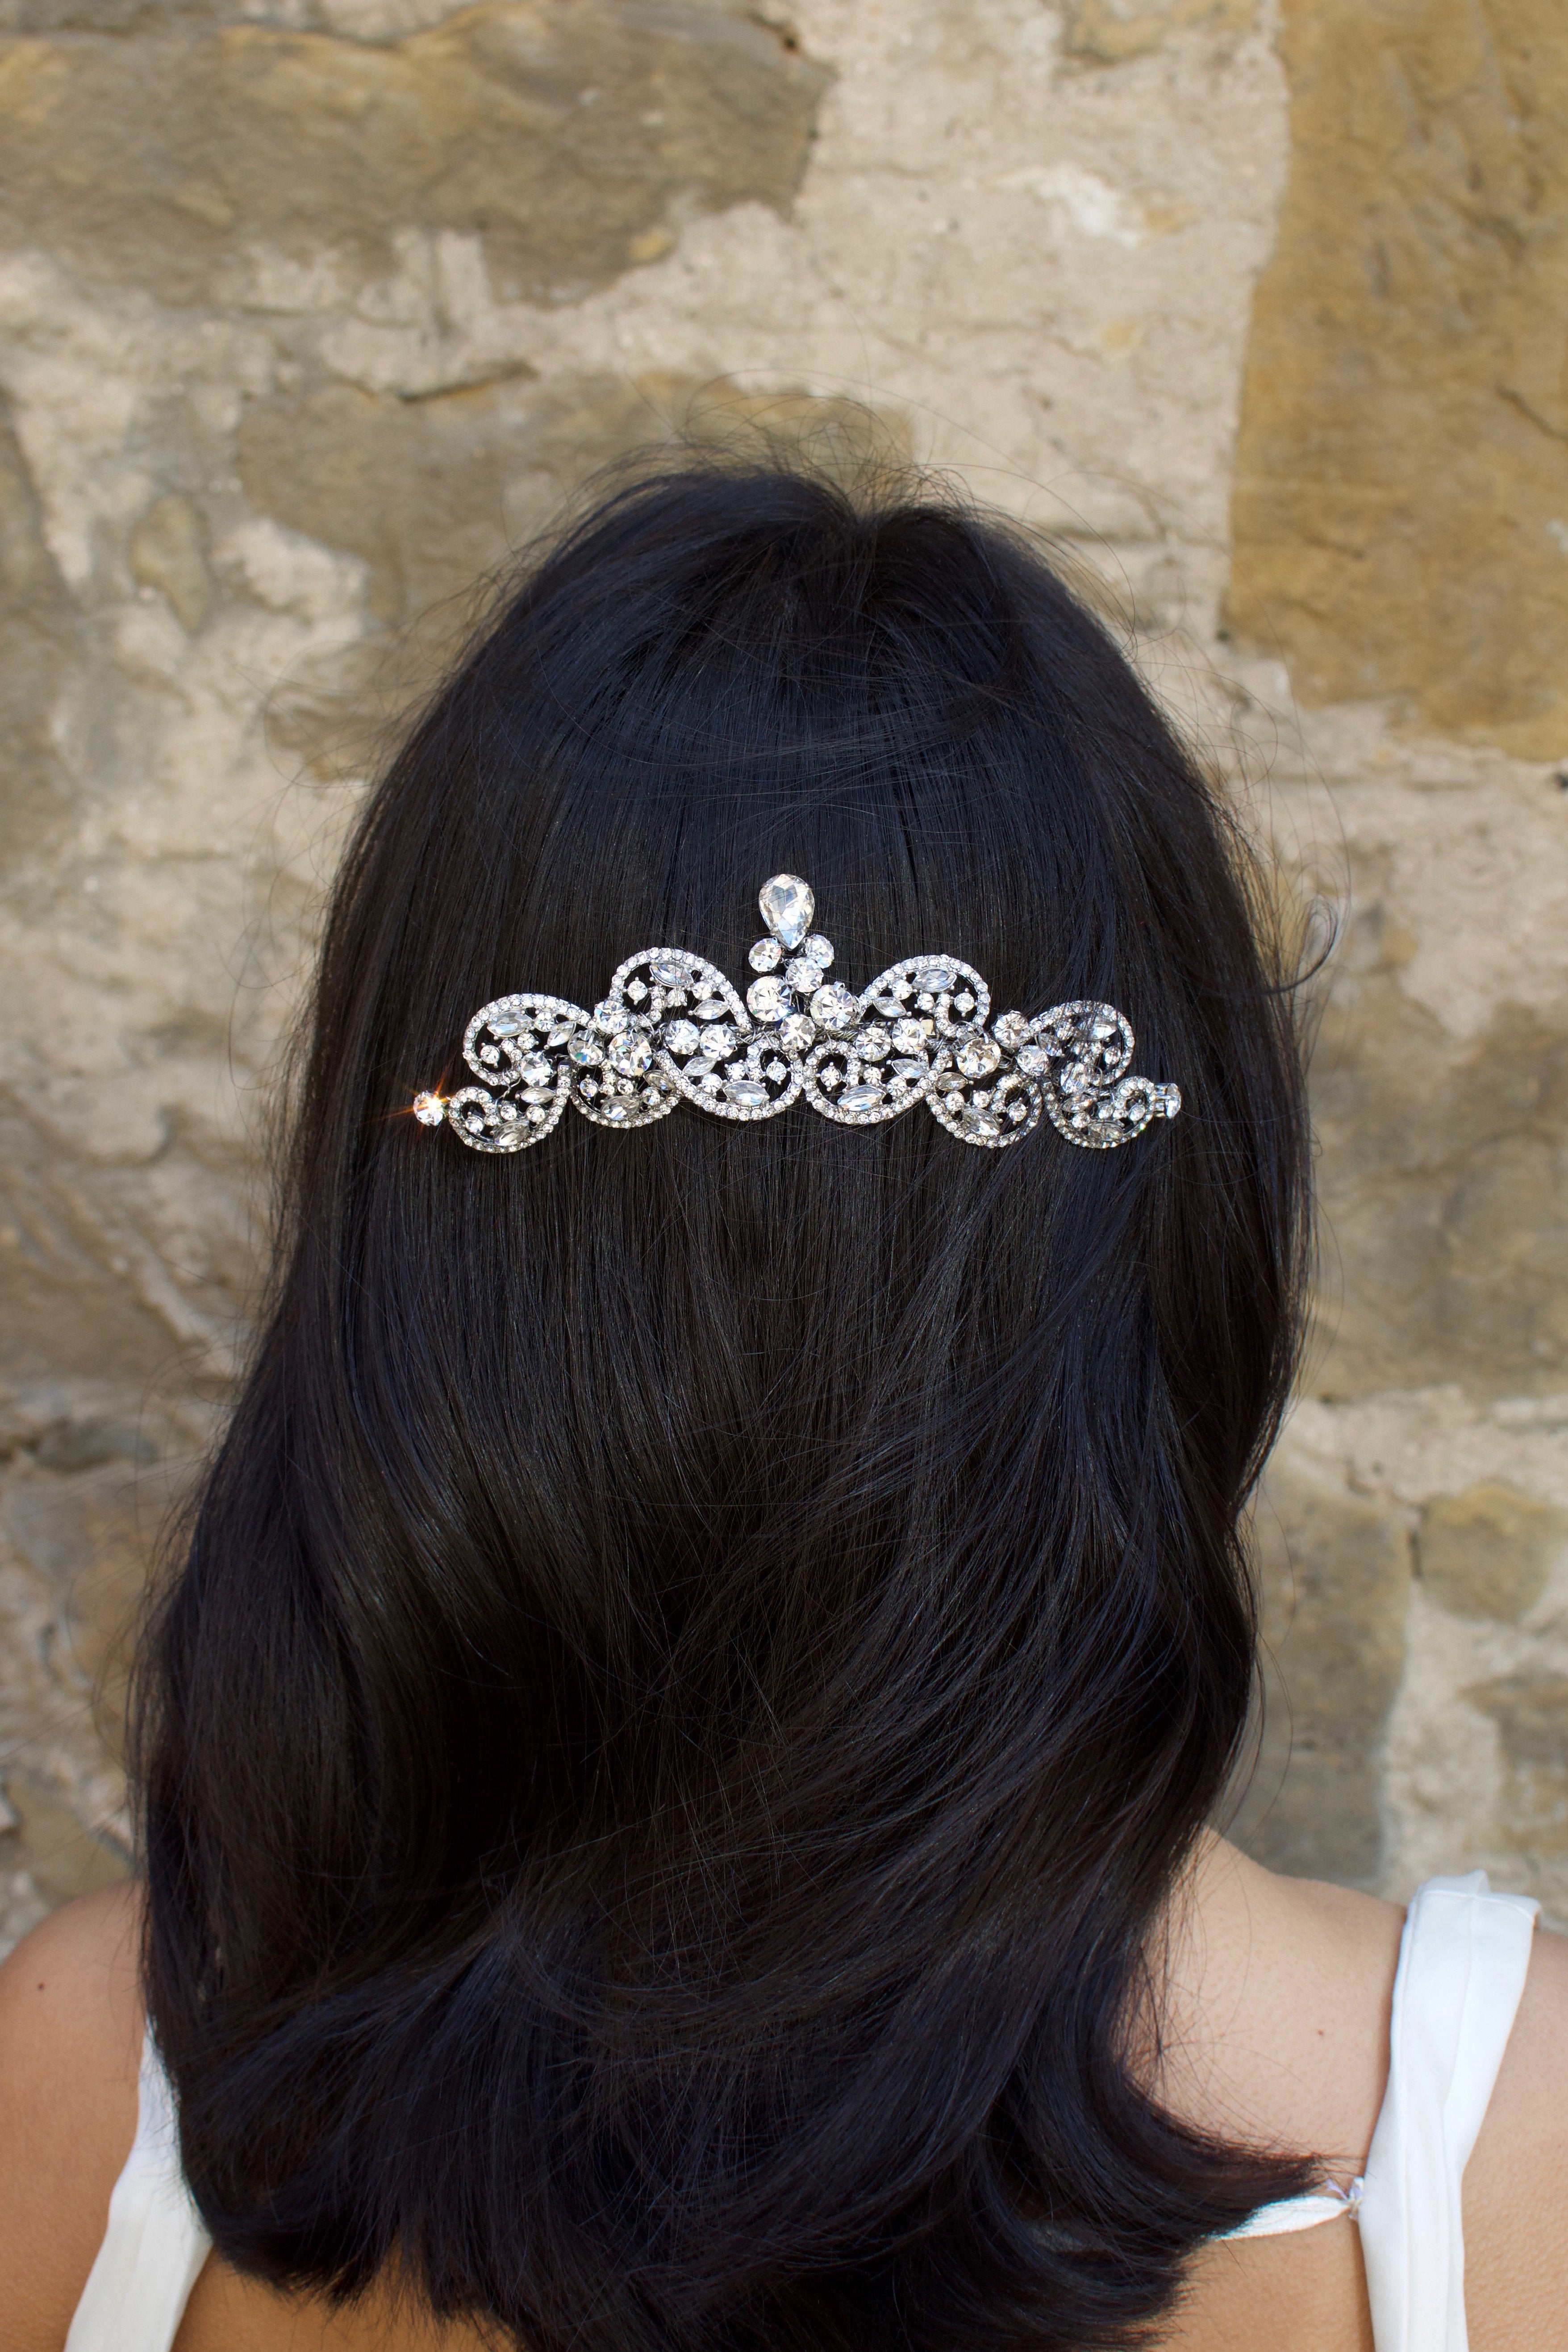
[129,492,213,635]
[1417,1482,1568,1622]
[1061,0,1255,67]
[1230,1458,1412,1886]
[0,3,829,310]
[0,399,76,867]
[0,1767,127,1910]
[1464,1673,1568,1860]
[1310,976,1568,1398]
[1226,0,1568,758]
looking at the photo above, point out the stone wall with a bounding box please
[1,0,1565,1954]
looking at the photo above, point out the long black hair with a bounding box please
[134,459,1316,2350]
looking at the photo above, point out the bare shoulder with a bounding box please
[0,1885,145,2352]
[1464,1916,1568,2350]
[1153,1837,1404,2170]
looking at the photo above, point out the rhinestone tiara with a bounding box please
[413,873,1180,1153]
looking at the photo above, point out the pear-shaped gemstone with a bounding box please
[758,873,814,949]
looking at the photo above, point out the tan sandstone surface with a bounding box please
[1,0,1566,1951]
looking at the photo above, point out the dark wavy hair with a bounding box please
[133,460,1316,2351]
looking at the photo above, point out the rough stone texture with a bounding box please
[0,4,830,309]
[1419,1483,1568,1623]
[1,0,1567,1949]
[1230,1456,1413,1889]
[1226,0,1568,759]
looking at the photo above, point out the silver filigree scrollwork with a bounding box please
[414,876,1180,1153]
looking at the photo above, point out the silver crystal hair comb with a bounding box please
[413,874,1180,1153]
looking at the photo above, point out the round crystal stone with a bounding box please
[609,1029,653,1077]
[993,1011,1030,1051]
[519,1055,553,1085]
[593,998,628,1034]
[890,1017,930,1052]
[663,1019,701,1056]
[700,1022,734,1055]
[567,1034,602,1066]
[1061,1062,1090,1095]
[857,1025,891,1063]
[650,956,687,987]
[784,956,822,991]
[953,1028,1001,1078]
[838,1083,884,1113]
[809,982,859,1034]
[1014,1042,1050,1078]
[1093,1014,1121,1040]
[412,1092,445,1126]
[746,976,786,1020]
[803,935,833,967]
[725,1078,770,1109]
[780,1012,815,1050]
[748,938,783,972]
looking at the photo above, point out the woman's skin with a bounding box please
[2,1840,1565,2352]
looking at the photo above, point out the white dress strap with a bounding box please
[65,2027,212,2352]
[1357,1871,1537,2352]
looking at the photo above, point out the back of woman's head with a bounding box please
[136,458,1313,2351]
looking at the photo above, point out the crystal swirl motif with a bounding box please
[413,874,1181,1153]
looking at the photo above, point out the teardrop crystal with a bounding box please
[758,873,814,949]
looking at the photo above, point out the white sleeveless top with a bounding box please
[64,1872,1538,2352]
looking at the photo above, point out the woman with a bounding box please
[3,463,1564,2352]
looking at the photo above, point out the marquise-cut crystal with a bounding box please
[961,1106,1002,1140]
[489,1017,521,1037]
[726,1079,769,1108]
[916,964,955,993]
[839,1084,884,1113]
[810,981,859,1034]
[759,873,814,949]
[650,956,687,986]
[519,1085,556,1105]
[693,999,729,1023]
